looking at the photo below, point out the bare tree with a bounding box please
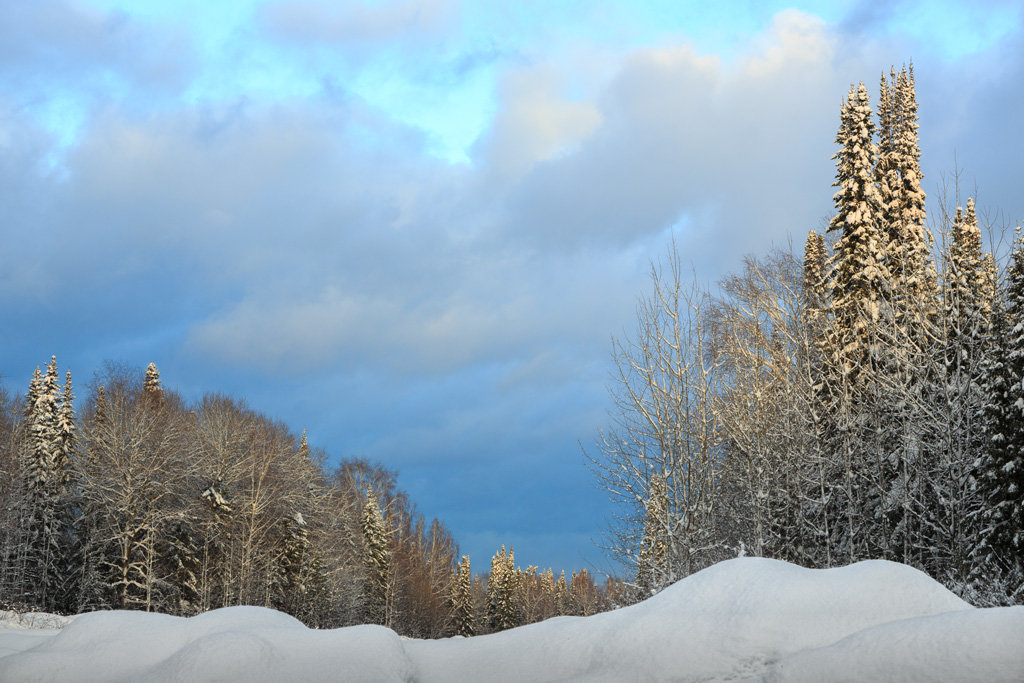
[587,242,726,596]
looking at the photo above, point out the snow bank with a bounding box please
[0,606,414,683]
[1,558,1020,682]
[408,557,977,682]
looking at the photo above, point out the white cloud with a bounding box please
[260,0,459,44]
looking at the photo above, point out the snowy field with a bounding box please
[1,558,1022,682]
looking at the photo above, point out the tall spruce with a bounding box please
[883,64,933,309]
[801,230,834,567]
[361,488,391,625]
[22,358,64,610]
[143,362,162,398]
[827,82,889,377]
[947,199,989,371]
[975,227,1024,600]
[823,82,889,562]
[877,65,939,570]
[487,545,518,631]
[929,197,991,583]
[452,555,474,637]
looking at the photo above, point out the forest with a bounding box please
[0,359,614,636]
[591,65,1023,607]
[1,63,1021,639]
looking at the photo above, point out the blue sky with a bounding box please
[2,0,1023,576]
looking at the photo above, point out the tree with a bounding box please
[587,242,725,591]
[487,545,518,631]
[76,365,187,611]
[20,357,72,611]
[451,555,474,636]
[143,363,162,398]
[636,473,669,596]
[975,227,1024,601]
[361,488,392,626]
[821,82,893,563]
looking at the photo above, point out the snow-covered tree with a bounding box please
[20,358,67,611]
[587,242,725,588]
[451,555,474,637]
[361,488,391,625]
[554,570,569,615]
[487,545,518,631]
[143,362,162,398]
[881,64,932,308]
[827,82,889,357]
[821,83,892,563]
[975,227,1024,600]
[636,473,669,596]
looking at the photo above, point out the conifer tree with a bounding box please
[487,545,518,631]
[803,230,828,323]
[554,570,570,616]
[22,358,63,609]
[801,230,835,567]
[361,488,391,625]
[143,362,162,398]
[875,67,900,244]
[55,371,75,490]
[823,83,890,562]
[947,199,989,370]
[827,83,889,377]
[451,555,474,637]
[881,64,932,304]
[975,227,1024,599]
[52,369,79,612]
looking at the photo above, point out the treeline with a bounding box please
[592,64,1024,606]
[0,360,609,633]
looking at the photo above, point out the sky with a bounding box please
[2,0,1023,577]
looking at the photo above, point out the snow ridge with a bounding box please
[1,558,1021,682]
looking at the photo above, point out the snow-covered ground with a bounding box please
[2,558,1022,682]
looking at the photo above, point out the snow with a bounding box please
[2,557,1022,682]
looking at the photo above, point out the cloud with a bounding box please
[3,1,1024,578]
[0,0,193,94]
[260,0,459,45]
[491,11,849,269]
[476,65,604,179]
[10,6,1022,387]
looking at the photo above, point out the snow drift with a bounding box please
[2,557,1022,682]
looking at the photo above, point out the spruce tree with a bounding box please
[947,199,988,370]
[803,230,828,321]
[451,555,474,637]
[554,570,570,616]
[875,67,900,246]
[823,83,890,562]
[487,545,517,631]
[883,64,932,306]
[22,359,62,609]
[53,371,74,489]
[976,227,1024,600]
[279,510,311,616]
[143,362,162,397]
[931,197,992,583]
[827,83,889,377]
[361,488,391,625]
[52,369,79,612]
[801,229,835,567]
